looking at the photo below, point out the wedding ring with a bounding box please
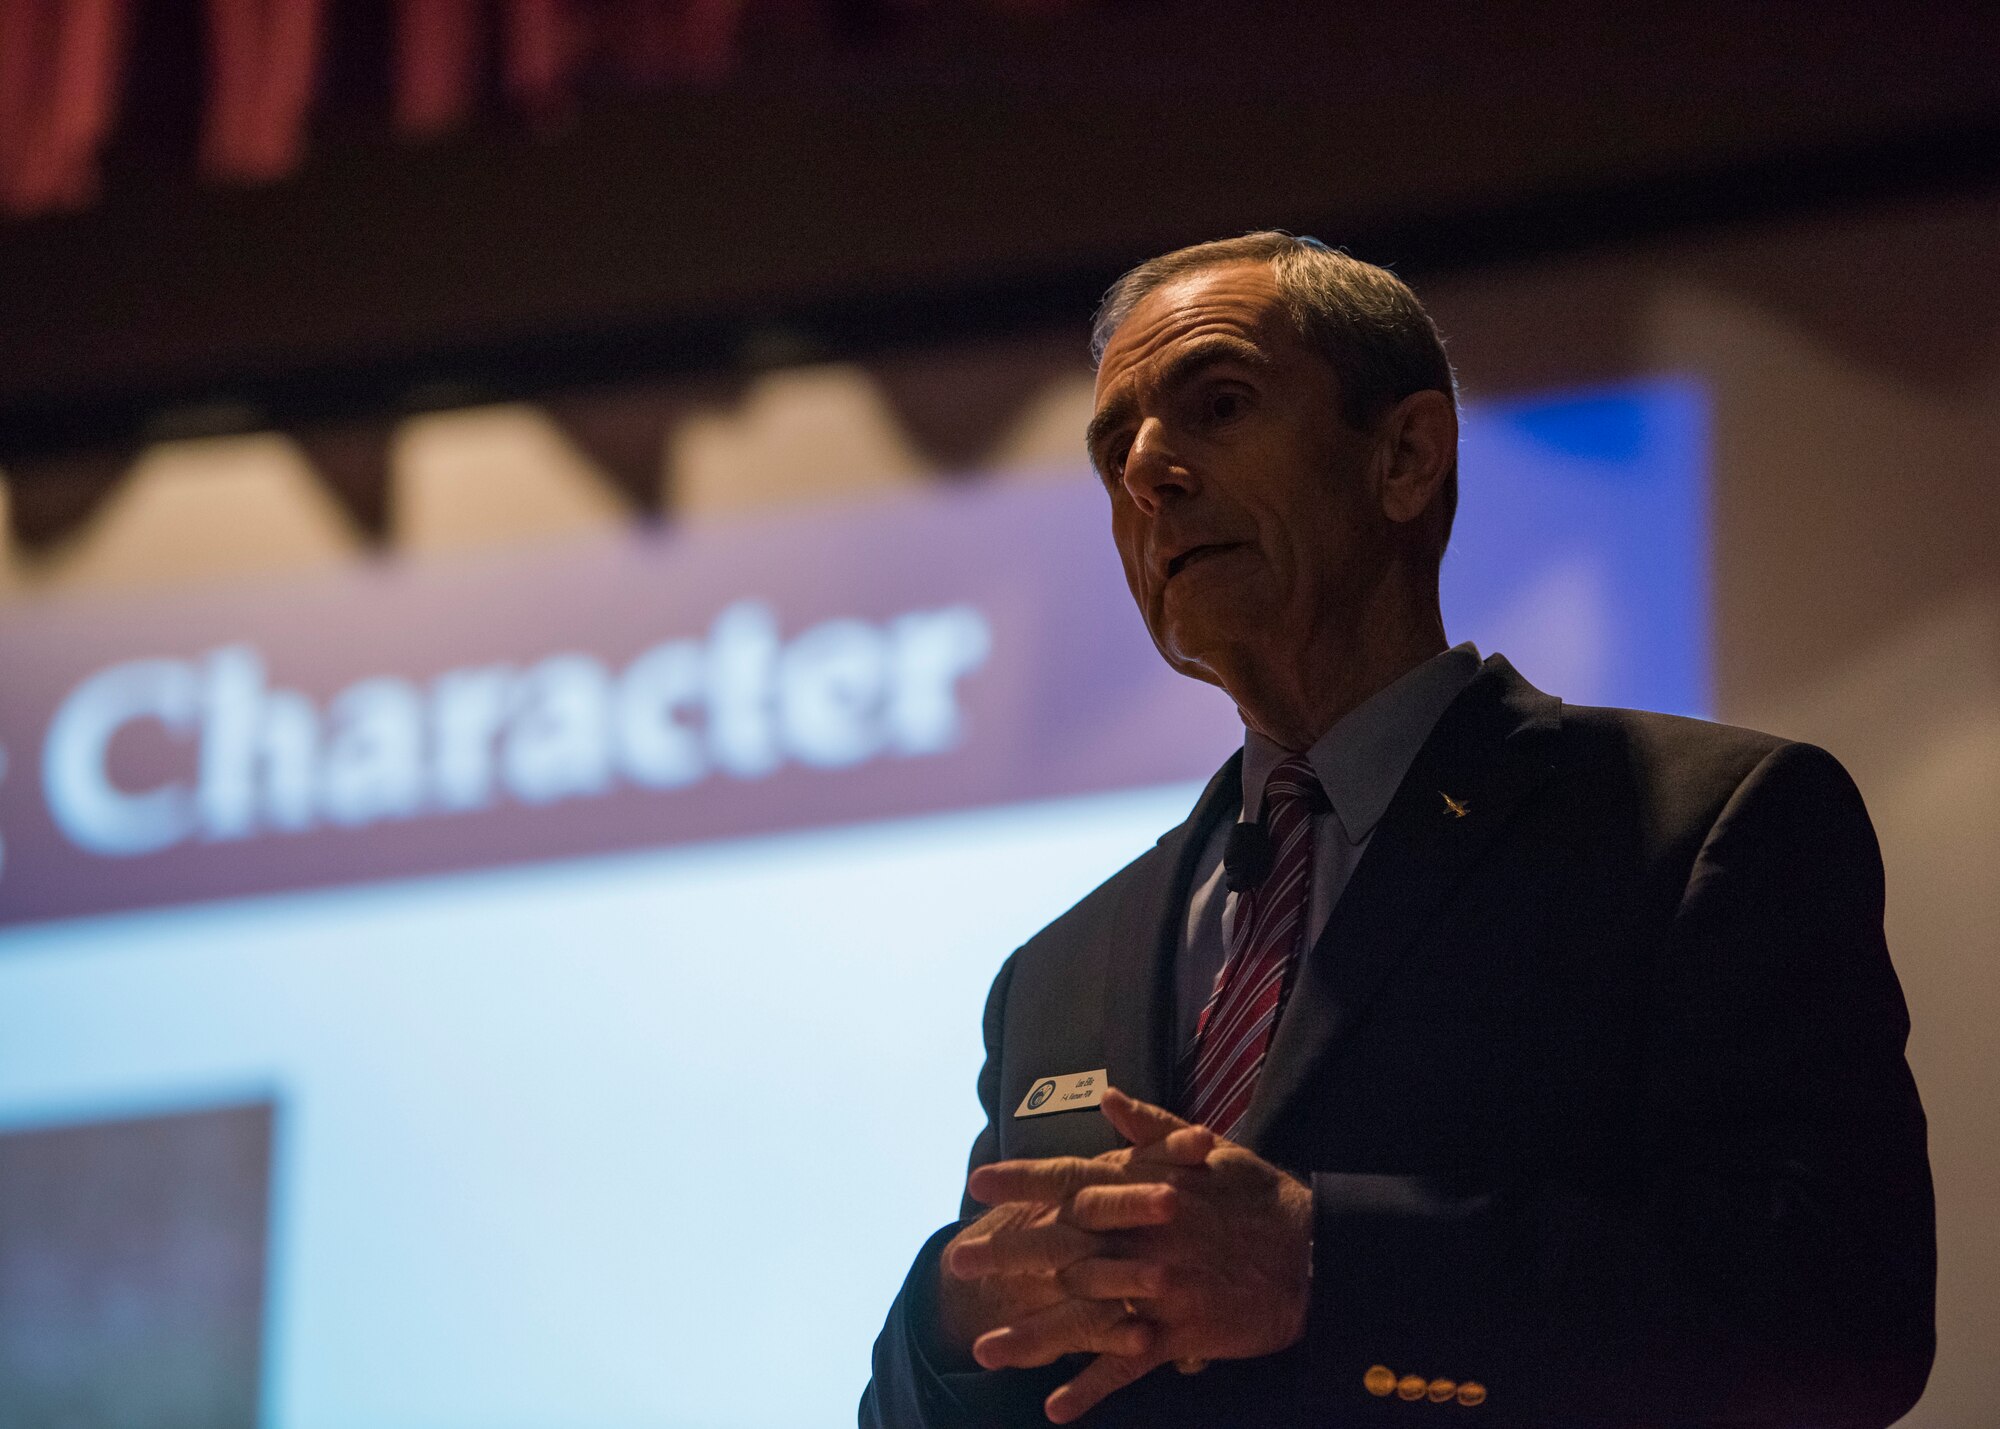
[1176,1357,1211,1374]
[1120,1298,1141,1318]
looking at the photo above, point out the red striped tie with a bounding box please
[1182,755,1325,1141]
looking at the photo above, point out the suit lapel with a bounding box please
[1235,656,1562,1152]
[1099,749,1243,1111]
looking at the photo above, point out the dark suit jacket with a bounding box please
[861,657,1935,1427]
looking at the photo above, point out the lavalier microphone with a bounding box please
[1223,821,1275,892]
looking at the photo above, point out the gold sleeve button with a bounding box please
[1426,1378,1457,1403]
[1363,1365,1396,1397]
[1397,1374,1428,1400]
[1456,1381,1487,1407]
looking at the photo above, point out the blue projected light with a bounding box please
[1448,377,1709,717]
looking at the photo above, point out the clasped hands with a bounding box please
[938,1087,1313,1424]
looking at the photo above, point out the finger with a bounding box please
[1066,1181,1176,1231]
[973,1297,1151,1371]
[947,1221,1098,1279]
[969,1156,1130,1206]
[1056,1254,1169,1301]
[1129,1124,1216,1168]
[1046,1349,1167,1424]
[1100,1087,1200,1151]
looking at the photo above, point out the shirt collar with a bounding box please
[1240,642,1482,844]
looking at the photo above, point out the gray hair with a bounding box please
[1090,232,1459,550]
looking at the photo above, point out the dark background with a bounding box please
[3,0,1995,470]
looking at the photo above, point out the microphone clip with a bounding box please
[1223,820,1275,892]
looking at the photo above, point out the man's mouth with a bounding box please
[1166,544,1237,579]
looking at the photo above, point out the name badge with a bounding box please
[1014,1069,1107,1118]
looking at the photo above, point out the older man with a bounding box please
[860,234,1934,1427]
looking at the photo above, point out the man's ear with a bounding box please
[1375,390,1457,527]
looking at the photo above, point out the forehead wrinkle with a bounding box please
[1153,332,1271,394]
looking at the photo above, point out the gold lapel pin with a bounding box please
[1440,791,1470,819]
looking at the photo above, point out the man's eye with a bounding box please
[1206,390,1245,423]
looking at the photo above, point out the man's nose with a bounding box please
[1121,419,1196,514]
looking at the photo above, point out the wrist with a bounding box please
[1284,1172,1315,1347]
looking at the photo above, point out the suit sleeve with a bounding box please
[861,952,1078,1429]
[1298,741,1936,1427]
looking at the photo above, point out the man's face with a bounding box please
[1088,261,1385,691]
